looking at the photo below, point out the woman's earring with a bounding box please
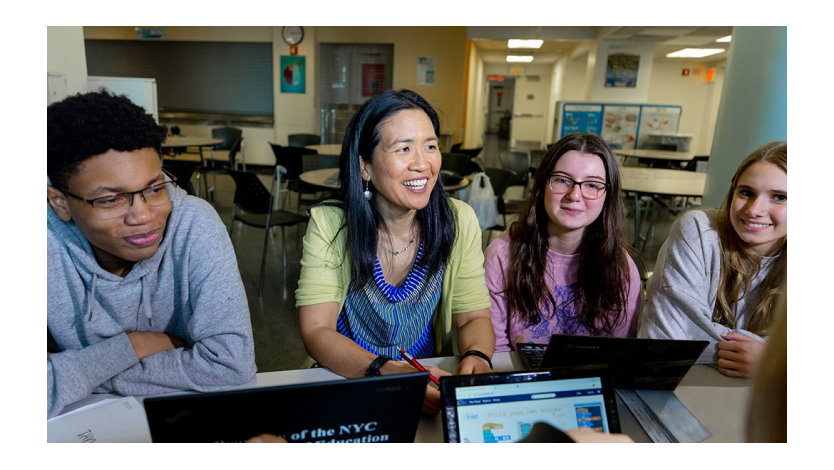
[363,180,372,201]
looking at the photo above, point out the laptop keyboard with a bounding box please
[516,342,547,369]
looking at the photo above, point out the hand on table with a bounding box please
[455,354,492,375]
[717,332,766,378]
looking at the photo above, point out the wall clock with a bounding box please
[282,26,304,46]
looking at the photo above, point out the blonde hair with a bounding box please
[712,141,786,334]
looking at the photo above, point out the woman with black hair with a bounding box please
[485,133,641,352]
[295,90,495,413]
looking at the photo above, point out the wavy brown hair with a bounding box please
[712,141,787,334]
[503,133,632,335]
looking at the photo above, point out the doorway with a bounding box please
[486,77,515,141]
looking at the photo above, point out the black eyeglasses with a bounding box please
[61,172,178,219]
[547,174,608,200]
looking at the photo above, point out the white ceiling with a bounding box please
[470,26,734,64]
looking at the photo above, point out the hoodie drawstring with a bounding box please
[86,273,152,327]
[87,274,98,321]
[142,277,153,327]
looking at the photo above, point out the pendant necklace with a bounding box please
[381,238,415,256]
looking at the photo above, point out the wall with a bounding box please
[47,26,87,95]
[647,59,726,155]
[80,26,467,166]
[315,27,468,144]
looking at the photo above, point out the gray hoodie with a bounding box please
[47,185,256,418]
[637,210,774,363]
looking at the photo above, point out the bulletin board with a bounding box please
[556,102,682,150]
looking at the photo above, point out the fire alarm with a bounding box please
[290,45,298,55]
[682,68,690,77]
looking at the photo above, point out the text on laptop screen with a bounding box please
[451,376,611,442]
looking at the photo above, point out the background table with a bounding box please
[619,166,706,247]
[305,144,342,156]
[299,168,470,195]
[162,136,224,198]
[615,148,698,168]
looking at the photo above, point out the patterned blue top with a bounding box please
[337,243,444,359]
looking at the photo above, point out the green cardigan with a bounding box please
[295,197,491,357]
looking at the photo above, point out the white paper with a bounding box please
[47,396,152,443]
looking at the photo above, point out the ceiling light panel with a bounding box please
[506,55,534,63]
[508,39,543,49]
[666,48,725,58]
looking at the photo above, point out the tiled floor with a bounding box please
[197,134,681,374]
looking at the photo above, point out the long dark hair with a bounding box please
[504,133,631,334]
[712,141,787,335]
[334,89,455,291]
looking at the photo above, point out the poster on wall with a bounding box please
[281,56,306,94]
[417,57,435,85]
[362,64,386,97]
[600,105,641,149]
[605,53,639,88]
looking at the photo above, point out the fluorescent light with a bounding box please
[666,48,725,58]
[508,39,543,49]
[506,55,534,63]
[715,35,732,43]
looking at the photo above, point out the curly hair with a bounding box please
[47,90,166,189]
[504,133,632,335]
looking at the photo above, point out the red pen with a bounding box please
[399,348,441,386]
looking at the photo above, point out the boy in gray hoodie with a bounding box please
[46,91,256,418]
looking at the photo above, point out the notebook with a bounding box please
[143,372,429,443]
[440,367,620,443]
[530,334,709,390]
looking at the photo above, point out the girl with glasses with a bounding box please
[638,142,786,378]
[485,133,641,352]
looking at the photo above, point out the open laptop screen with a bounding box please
[441,369,620,443]
[144,372,428,443]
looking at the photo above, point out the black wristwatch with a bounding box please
[461,349,493,369]
[365,355,392,377]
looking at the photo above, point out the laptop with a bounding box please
[143,372,429,443]
[440,367,620,443]
[521,334,708,390]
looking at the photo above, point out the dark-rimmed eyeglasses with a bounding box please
[547,174,608,200]
[60,172,178,219]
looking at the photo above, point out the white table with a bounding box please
[162,136,225,198]
[299,168,470,194]
[50,352,749,443]
[615,148,698,168]
[619,166,706,247]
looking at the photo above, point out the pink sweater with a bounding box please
[484,232,641,352]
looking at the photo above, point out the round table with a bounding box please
[299,168,470,194]
[305,144,342,156]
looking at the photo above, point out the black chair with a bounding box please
[683,155,710,172]
[268,143,318,211]
[162,160,199,195]
[442,152,473,177]
[483,167,524,244]
[197,136,243,201]
[288,133,321,147]
[227,169,309,297]
[530,149,547,173]
[499,150,531,192]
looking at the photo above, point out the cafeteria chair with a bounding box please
[499,150,532,195]
[288,133,322,147]
[162,160,199,195]
[483,167,524,245]
[442,152,473,177]
[530,149,547,173]
[268,143,318,211]
[196,136,243,202]
[227,169,309,297]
